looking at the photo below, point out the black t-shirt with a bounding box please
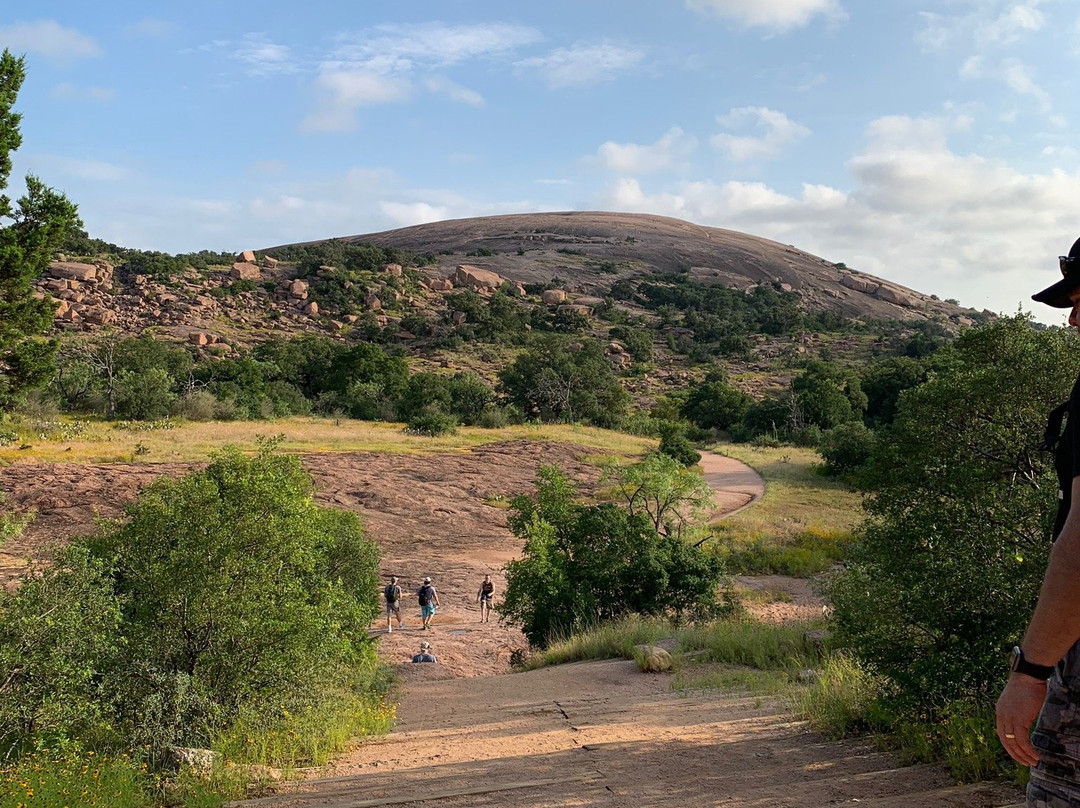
[1052,374,1080,539]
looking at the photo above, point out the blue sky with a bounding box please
[3,1,1079,321]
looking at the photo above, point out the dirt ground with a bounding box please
[0,445,1023,807]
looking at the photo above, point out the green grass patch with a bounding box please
[671,665,791,696]
[518,616,673,669]
[703,443,861,577]
[675,618,825,670]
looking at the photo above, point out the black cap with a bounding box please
[1033,236,1080,308]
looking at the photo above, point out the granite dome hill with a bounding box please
[287,211,975,326]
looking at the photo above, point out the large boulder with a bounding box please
[383,263,403,277]
[452,264,504,290]
[542,289,567,305]
[875,284,918,308]
[288,279,309,299]
[634,645,673,673]
[238,250,256,263]
[48,261,98,282]
[429,278,454,292]
[839,274,880,295]
[231,262,261,281]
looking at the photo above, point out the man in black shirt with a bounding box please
[998,236,1080,805]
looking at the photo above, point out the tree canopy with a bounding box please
[0,49,81,407]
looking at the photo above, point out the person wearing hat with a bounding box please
[997,237,1080,805]
[411,641,437,663]
[417,576,440,631]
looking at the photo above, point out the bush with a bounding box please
[172,390,217,421]
[829,317,1074,709]
[83,441,382,757]
[819,422,876,477]
[405,408,458,437]
[501,466,723,647]
[658,427,701,467]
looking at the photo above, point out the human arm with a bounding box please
[996,475,1080,765]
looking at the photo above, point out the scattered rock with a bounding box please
[189,332,209,346]
[262,255,279,269]
[303,301,319,316]
[167,746,217,774]
[453,264,504,290]
[383,263,403,277]
[238,250,256,263]
[452,311,467,325]
[231,263,261,281]
[574,296,605,308]
[365,294,382,311]
[634,645,673,673]
[289,280,309,299]
[430,279,454,292]
[542,289,567,305]
[48,261,98,282]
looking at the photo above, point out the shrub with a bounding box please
[405,408,458,437]
[658,426,701,467]
[819,422,876,477]
[829,317,1074,709]
[501,466,723,647]
[84,442,382,756]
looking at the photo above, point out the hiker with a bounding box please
[411,641,437,663]
[418,576,440,630]
[476,573,495,623]
[384,576,403,632]
[997,236,1080,806]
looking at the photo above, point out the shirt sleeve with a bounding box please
[1071,382,1080,478]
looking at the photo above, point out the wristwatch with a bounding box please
[1011,646,1055,681]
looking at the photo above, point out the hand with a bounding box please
[996,673,1048,767]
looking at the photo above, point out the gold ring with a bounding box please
[1005,733,1016,739]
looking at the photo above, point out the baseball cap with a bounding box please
[423,576,431,583]
[1033,236,1080,308]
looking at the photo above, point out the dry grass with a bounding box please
[712,443,862,541]
[0,416,657,465]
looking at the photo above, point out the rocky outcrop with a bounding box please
[875,284,918,308]
[231,263,261,280]
[452,265,504,290]
[839,274,880,294]
[542,289,567,305]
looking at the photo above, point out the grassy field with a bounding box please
[0,416,657,465]
[704,443,863,576]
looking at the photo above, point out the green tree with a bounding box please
[792,360,867,430]
[829,316,1075,708]
[602,452,713,537]
[860,355,928,427]
[498,336,629,427]
[502,466,723,647]
[0,50,82,406]
[680,373,751,431]
[87,442,381,749]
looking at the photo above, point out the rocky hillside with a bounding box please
[330,211,980,325]
[35,212,982,357]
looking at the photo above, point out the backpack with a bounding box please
[385,584,401,603]
[418,584,434,606]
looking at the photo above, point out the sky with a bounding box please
[2,0,1080,322]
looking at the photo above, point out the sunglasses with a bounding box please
[1061,255,1079,275]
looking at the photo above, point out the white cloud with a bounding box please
[980,2,1045,44]
[516,42,645,89]
[328,22,541,74]
[48,83,115,103]
[964,55,1055,117]
[918,1,1048,51]
[598,113,1080,318]
[301,71,412,132]
[711,107,811,161]
[594,127,697,174]
[424,76,484,107]
[0,20,101,63]
[233,33,297,77]
[380,201,449,227]
[684,0,847,31]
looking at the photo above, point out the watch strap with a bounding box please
[1012,646,1055,681]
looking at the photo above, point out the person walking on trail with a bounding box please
[476,573,495,623]
[411,641,437,663]
[384,576,403,633]
[418,576,440,630]
[998,236,1080,807]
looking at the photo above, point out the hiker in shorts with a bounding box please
[411,641,437,663]
[997,236,1080,806]
[476,574,495,623]
[384,576,403,632]
[418,576,440,630]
